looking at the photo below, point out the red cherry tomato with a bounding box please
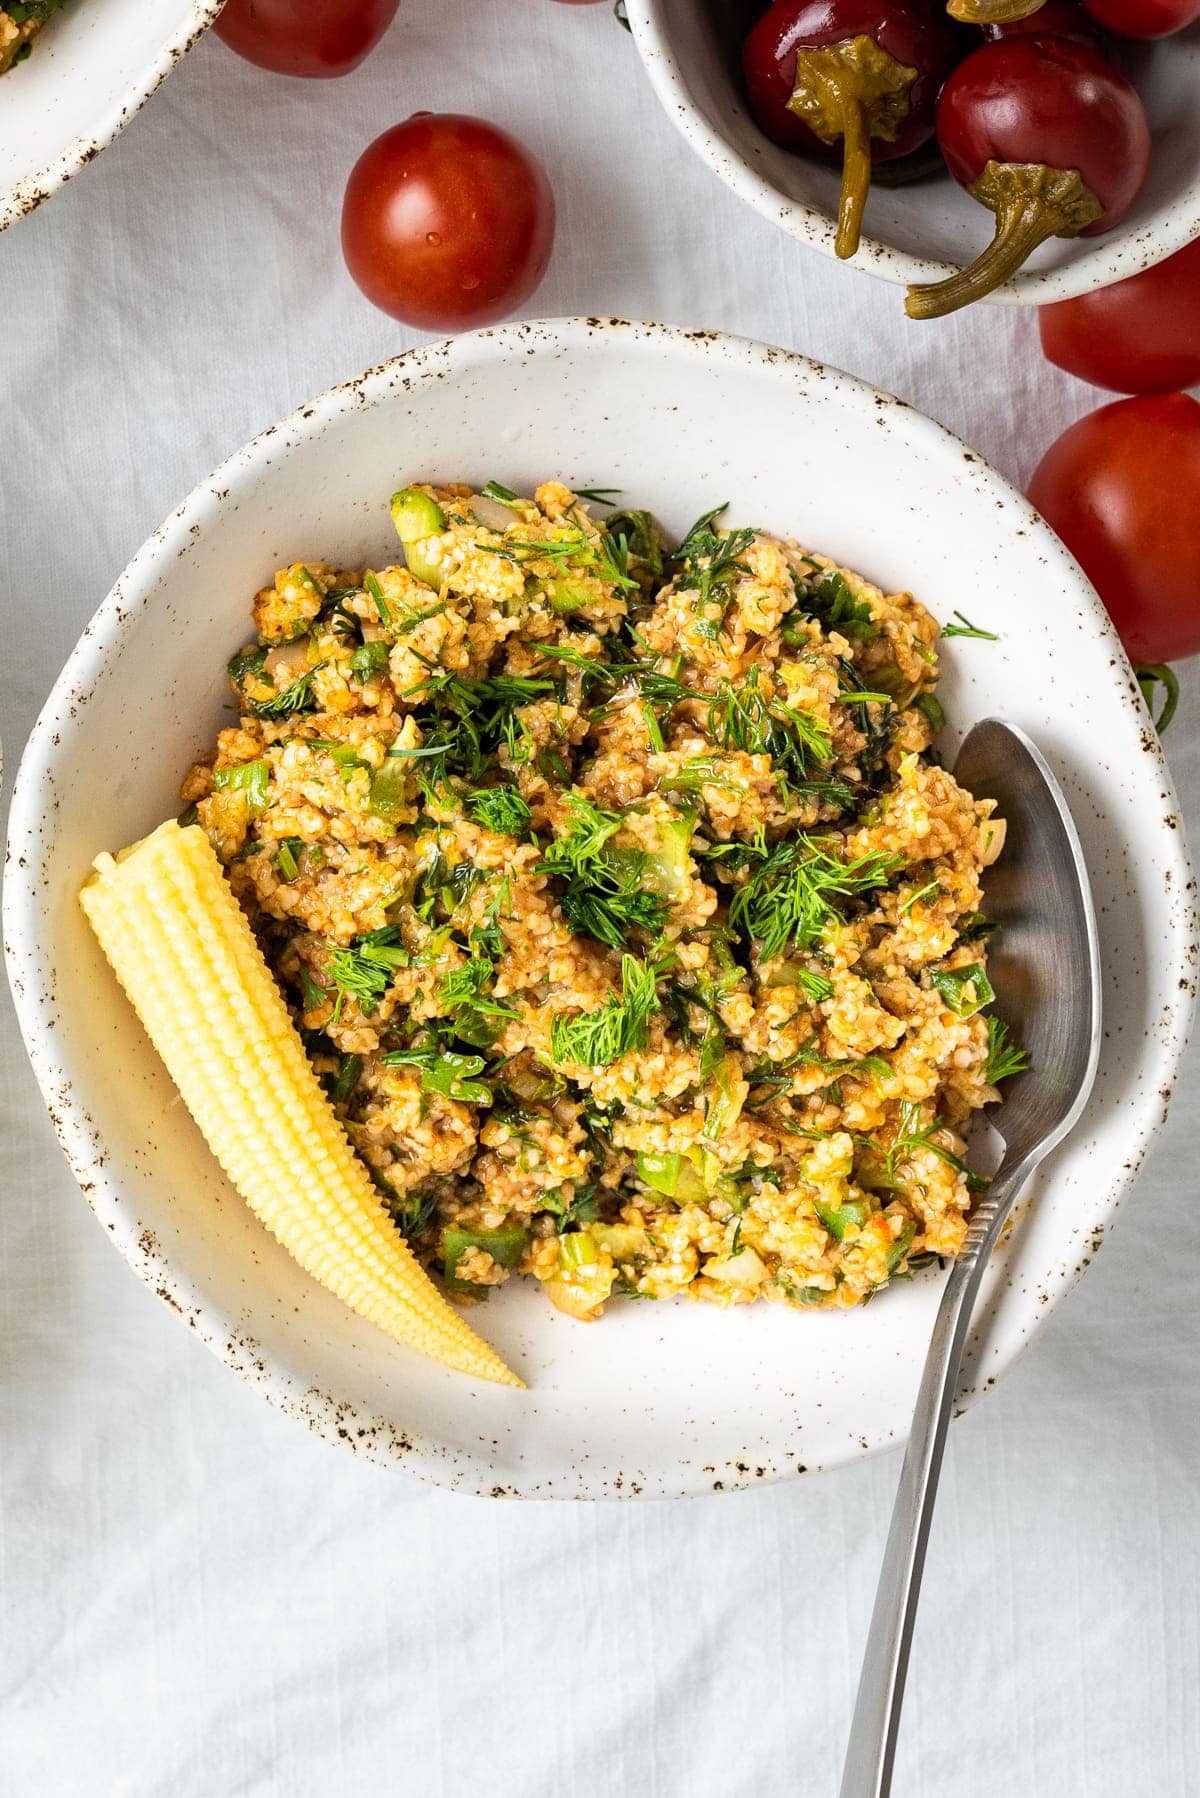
[341,114,555,332]
[1079,0,1200,37]
[213,0,399,77]
[1027,394,1200,663]
[982,0,1101,44]
[1038,238,1200,395]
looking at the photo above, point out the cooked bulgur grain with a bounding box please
[184,480,1025,1321]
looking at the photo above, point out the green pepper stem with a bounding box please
[836,100,873,261]
[905,161,1104,320]
[788,36,917,263]
[947,0,1045,22]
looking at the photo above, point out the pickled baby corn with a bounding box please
[79,821,521,1387]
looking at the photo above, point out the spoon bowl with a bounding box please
[954,719,1102,1160]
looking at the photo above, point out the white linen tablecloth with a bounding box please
[2,6,1198,1793]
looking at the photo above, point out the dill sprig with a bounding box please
[550,955,661,1068]
[882,1101,985,1190]
[728,834,901,960]
[537,794,670,950]
[674,505,756,642]
[464,785,533,837]
[326,925,409,1018]
[942,610,998,641]
[248,662,325,720]
[706,672,833,783]
[983,1016,1029,1085]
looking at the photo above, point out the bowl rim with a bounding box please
[5,317,1196,1497]
[0,0,224,234]
[624,0,1200,306]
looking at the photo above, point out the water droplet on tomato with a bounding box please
[426,232,442,247]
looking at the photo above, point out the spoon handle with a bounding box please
[839,1157,1034,1798]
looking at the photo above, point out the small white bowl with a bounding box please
[626,1,1200,304]
[5,320,1195,1497]
[0,0,221,233]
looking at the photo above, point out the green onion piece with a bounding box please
[367,755,411,823]
[558,1232,598,1270]
[814,1198,867,1241]
[635,1151,707,1204]
[276,838,302,882]
[213,759,270,815]
[330,1054,363,1106]
[914,692,945,733]
[930,962,995,1017]
[442,1225,528,1294]
[390,487,446,543]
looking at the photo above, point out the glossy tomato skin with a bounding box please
[1028,394,1200,663]
[1039,238,1200,394]
[213,0,399,77]
[341,114,555,332]
[1078,0,1200,36]
[936,39,1150,231]
[742,0,964,160]
[982,0,1101,46]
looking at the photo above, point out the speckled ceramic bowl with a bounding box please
[626,1,1200,305]
[5,320,1195,1497]
[0,0,221,233]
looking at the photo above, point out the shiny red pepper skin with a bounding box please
[1079,0,1200,37]
[936,38,1150,234]
[982,0,1102,45]
[742,0,964,162]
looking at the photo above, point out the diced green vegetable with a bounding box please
[442,1225,528,1294]
[636,1151,707,1204]
[391,487,447,542]
[590,1224,647,1265]
[213,760,270,815]
[545,577,594,615]
[558,1232,598,1270]
[886,1221,917,1274]
[390,489,446,588]
[814,1198,867,1241]
[367,754,411,824]
[351,640,391,685]
[930,962,995,1017]
[330,1054,363,1106]
[702,1053,744,1142]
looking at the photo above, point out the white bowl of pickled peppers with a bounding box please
[625,0,1200,312]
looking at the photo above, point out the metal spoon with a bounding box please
[840,719,1102,1798]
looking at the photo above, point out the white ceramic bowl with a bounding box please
[626,2,1200,303]
[6,319,1195,1497]
[0,0,221,233]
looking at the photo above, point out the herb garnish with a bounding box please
[941,610,998,641]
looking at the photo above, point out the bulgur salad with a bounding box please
[179,479,1026,1323]
[0,0,68,72]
